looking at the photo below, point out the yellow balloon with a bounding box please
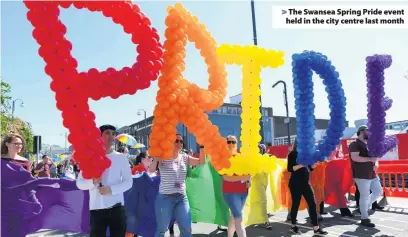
[217,44,285,175]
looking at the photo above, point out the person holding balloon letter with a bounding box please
[349,125,382,228]
[153,134,205,237]
[76,125,133,237]
[222,135,251,237]
[287,140,328,235]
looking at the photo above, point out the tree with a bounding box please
[1,79,34,155]
[1,80,11,113]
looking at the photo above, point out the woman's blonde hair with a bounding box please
[1,134,26,155]
[226,135,237,142]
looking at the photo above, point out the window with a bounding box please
[222,106,228,114]
[262,109,268,116]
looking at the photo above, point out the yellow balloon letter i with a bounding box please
[216,45,285,176]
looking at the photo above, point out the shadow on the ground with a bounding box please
[193,221,326,237]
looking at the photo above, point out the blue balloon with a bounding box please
[292,51,347,165]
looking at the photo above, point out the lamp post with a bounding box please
[11,99,25,118]
[250,0,258,45]
[272,80,291,146]
[250,0,265,143]
[137,109,147,147]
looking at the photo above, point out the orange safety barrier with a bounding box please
[377,163,408,198]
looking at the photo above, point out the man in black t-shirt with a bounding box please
[349,125,383,227]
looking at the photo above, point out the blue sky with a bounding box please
[2,1,408,147]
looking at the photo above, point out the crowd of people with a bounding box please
[0,124,387,237]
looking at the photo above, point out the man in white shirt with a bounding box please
[76,124,133,237]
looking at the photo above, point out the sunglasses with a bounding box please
[11,143,23,147]
[175,139,184,144]
[227,140,237,144]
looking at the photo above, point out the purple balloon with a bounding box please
[366,54,398,157]
[382,97,393,111]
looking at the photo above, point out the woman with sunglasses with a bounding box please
[153,134,205,237]
[287,140,328,235]
[1,134,31,172]
[222,135,250,237]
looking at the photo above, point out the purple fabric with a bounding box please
[1,160,90,237]
[124,173,175,237]
[365,54,398,157]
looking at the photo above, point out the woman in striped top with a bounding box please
[153,134,205,237]
[1,134,31,173]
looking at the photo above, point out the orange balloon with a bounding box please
[149,4,230,166]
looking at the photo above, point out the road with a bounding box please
[28,197,408,237]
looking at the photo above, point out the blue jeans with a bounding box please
[354,176,383,220]
[155,193,192,237]
[223,193,248,218]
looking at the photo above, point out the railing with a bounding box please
[273,136,297,146]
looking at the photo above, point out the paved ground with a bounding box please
[28,197,408,237]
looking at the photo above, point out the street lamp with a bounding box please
[272,80,291,146]
[250,0,265,143]
[12,99,25,118]
[250,0,258,45]
[137,109,147,146]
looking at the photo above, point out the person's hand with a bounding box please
[246,181,251,189]
[92,177,102,185]
[98,186,112,195]
[373,161,379,172]
[311,163,317,169]
[373,165,378,172]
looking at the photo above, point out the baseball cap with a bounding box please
[357,125,368,135]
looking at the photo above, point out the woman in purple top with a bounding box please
[1,134,31,173]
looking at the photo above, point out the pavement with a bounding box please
[28,197,408,237]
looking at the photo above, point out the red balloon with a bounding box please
[24,0,163,179]
[59,1,72,9]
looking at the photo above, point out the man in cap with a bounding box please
[348,125,383,227]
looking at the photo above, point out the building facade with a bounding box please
[271,116,347,145]
[178,103,274,152]
[385,120,408,132]
[122,103,274,153]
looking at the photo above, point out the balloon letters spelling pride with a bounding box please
[217,45,285,176]
[292,51,347,165]
[149,3,232,171]
[24,1,163,178]
[366,55,398,157]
